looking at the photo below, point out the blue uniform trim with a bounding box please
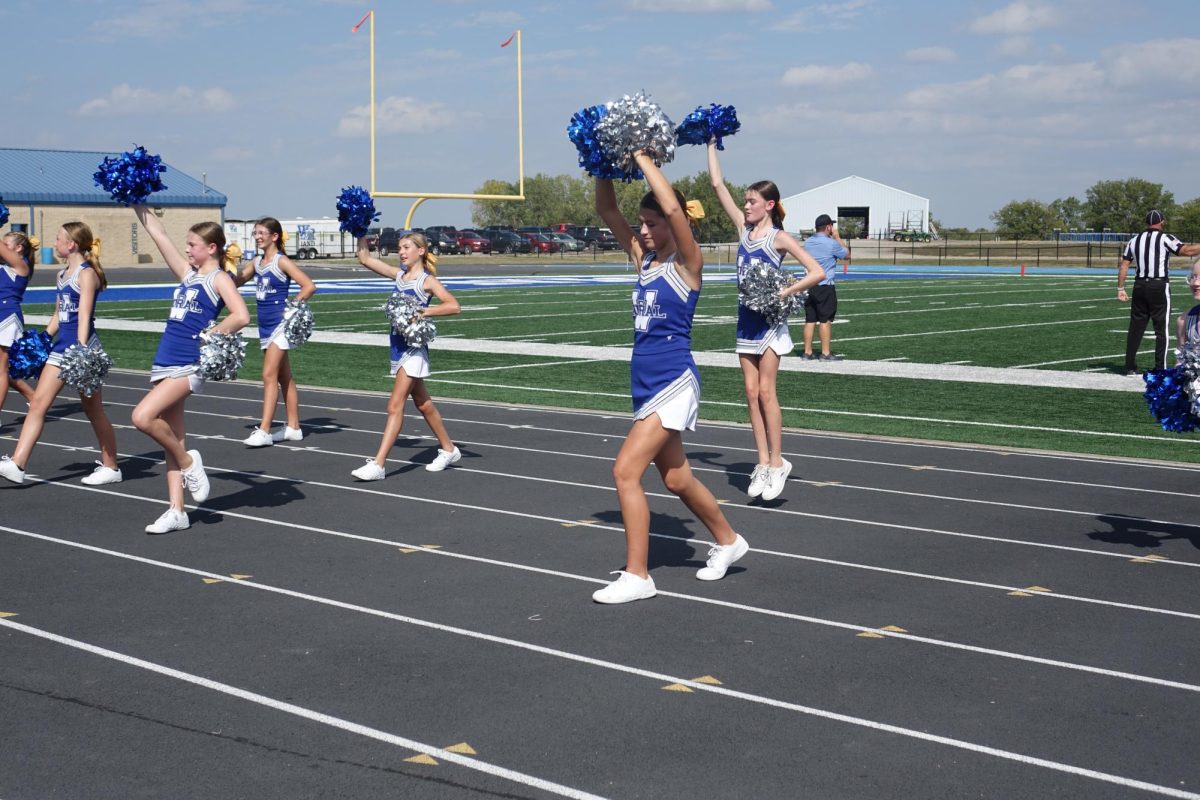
[152,269,228,369]
[630,252,701,418]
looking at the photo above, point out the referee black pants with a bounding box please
[1126,278,1171,372]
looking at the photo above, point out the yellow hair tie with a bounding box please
[686,200,706,221]
[223,243,243,273]
[28,235,40,250]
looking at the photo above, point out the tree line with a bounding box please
[469,173,1200,243]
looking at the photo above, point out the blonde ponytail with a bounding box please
[63,222,107,291]
[223,243,243,273]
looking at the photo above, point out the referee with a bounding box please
[1117,209,1200,373]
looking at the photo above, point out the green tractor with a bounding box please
[891,229,932,242]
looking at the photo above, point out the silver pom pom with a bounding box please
[58,342,113,397]
[283,299,314,348]
[738,263,805,327]
[593,91,676,175]
[384,293,436,348]
[197,328,247,381]
[1178,344,1200,417]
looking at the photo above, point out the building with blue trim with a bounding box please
[0,147,226,265]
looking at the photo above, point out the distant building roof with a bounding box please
[0,147,226,207]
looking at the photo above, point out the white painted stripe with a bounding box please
[2,533,1197,799]
[0,616,608,800]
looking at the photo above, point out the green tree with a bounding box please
[670,173,744,243]
[990,199,1062,240]
[1084,178,1176,234]
[1171,197,1200,241]
[1049,196,1086,230]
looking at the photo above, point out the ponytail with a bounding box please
[63,221,107,292]
[223,243,243,273]
[4,232,36,269]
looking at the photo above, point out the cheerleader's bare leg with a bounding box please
[79,387,119,471]
[612,417,674,578]
[755,348,784,468]
[371,369,414,466]
[738,353,771,466]
[131,377,193,511]
[653,429,738,546]
[276,351,301,431]
[8,364,65,469]
[410,379,454,452]
[256,344,285,432]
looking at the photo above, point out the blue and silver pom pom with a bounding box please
[7,330,53,380]
[384,293,436,348]
[568,104,640,181]
[1143,368,1198,433]
[738,263,805,327]
[675,103,741,150]
[593,91,676,176]
[283,299,315,348]
[335,186,380,239]
[93,146,168,206]
[0,196,9,227]
[198,329,247,381]
[58,342,114,397]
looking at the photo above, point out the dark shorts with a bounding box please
[804,284,838,323]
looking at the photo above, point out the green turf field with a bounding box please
[28,271,1200,463]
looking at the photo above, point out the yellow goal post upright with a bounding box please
[358,11,525,229]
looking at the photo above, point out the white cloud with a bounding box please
[781,62,872,87]
[627,0,772,11]
[778,0,874,31]
[969,1,1061,35]
[452,10,523,27]
[78,84,235,116]
[905,46,957,63]
[337,95,458,137]
[95,0,262,38]
[1106,38,1200,87]
[905,61,1103,107]
[995,36,1032,57]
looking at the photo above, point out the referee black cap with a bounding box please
[1146,209,1165,226]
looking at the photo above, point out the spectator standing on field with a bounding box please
[1117,209,1200,374]
[801,214,849,360]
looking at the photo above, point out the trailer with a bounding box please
[223,217,357,261]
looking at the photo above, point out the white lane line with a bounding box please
[434,358,610,376]
[0,616,608,800]
[3,531,1198,800]
[836,315,1128,343]
[1013,350,1155,369]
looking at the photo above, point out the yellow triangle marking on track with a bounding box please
[692,675,722,685]
[857,631,885,638]
[1130,554,1167,563]
[230,574,253,581]
[879,625,907,633]
[420,545,443,550]
[0,611,17,618]
[398,548,420,554]
[405,754,438,765]
[444,743,477,755]
[662,683,694,692]
[202,578,224,584]
[1024,586,1050,593]
[1008,591,1032,597]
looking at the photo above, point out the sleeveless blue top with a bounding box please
[52,263,97,353]
[0,261,30,325]
[632,253,697,355]
[736,226,785,345]
[153,269,228,367]
[254,253,291,339]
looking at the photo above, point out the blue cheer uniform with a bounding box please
[630,252,700,431]
[47,263,100,366]
[150,269,228,384]
[1184,305,1200,349]
[389,270,432,378]
[0,259,30,348]
[735,226,793,355]
[254,252,292,350]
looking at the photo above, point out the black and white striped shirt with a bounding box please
[1122,230,1183,279]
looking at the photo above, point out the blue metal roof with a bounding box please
[0,147,226,207]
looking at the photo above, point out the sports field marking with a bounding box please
[1013,351,1154,369]
[435,358,609,376]
[836,315,1127,343]
[0,613,607,800]
[4,528,1199,800]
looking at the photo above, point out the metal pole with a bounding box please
[369,11,375,195]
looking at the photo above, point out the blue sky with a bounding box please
[4,0,1197,230]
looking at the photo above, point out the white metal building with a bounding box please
[781,176,930,239]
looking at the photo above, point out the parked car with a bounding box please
[417,229,460,256]
[567,225,620,250]
[456,229,492,253]
[549,232,584,252]
[371,227,401,256]
[522,232,560,254]
[518,226,556,237]
[488,229,532,254]
[425,225,459,240]
[480,225,516,235]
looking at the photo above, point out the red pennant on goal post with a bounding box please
[352,10,371,33]
[500,31,516,47]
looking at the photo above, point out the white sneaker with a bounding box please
[271,426,303,442]
[243,428,274,448]
[0,455,26,484]
[746,464,769,498]
[425,446,461,472]
[145,508,189,534]
[351,460,386,481]
[592,571,657,604]
[696,534,749,581]
[181,449,210,502]
[81,462,123,485]
[760,458,792,502]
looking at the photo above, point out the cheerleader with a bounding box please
[591,151,747,605]
[131,205,250,533]
[0,224,121,486]
[351,231,460,480]
[0,232,38,415]
[233,217,316,447]
[707,141,824,502]
[1177,260,1200,349]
